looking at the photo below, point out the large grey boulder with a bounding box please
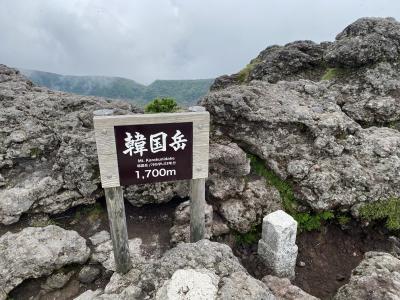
[76,239,276,299]
[0,225,90,299]
[325,17,400,67]
[334,252,400,300]
[203,79,396,211]
[211,41,327,90]
[202,23,400,213]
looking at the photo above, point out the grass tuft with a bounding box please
[237,58,261,83]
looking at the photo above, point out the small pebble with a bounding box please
[298,261,306,267]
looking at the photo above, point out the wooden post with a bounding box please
[104,186,132,274]
[190,178,206,242]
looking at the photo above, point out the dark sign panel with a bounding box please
[114,122,193,185]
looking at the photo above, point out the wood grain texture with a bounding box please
[94,112,210,188]
[104,186,132,274]
[190,178,206,242]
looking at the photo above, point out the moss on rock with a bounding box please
[359,198,400,231]
[248,154,335,232]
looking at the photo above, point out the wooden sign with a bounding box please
[94,112,209,188]
[93,110,210,274]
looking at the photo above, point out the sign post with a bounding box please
[94,111,209,273]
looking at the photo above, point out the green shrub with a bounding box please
[359,198,400,231]
[144,97,179,113]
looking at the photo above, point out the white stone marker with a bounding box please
[258,210,298,279]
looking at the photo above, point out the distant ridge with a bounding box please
[19,69,214,107]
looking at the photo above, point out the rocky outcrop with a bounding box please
[89,231,145,271]
[325,17,400,67]
[203,17,400,215]
[0,225,90,299]
[125,180,189,207]
[207,140,282,233]
[0,66,281,233]
[0,65,142,224]
[75,239,276,299]
[169,199,230,244]
[334,252,400,300]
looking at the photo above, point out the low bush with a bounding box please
[144,97,179,113]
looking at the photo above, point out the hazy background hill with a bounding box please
[20,69,214,107]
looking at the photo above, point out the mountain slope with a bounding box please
[20,69,213,107]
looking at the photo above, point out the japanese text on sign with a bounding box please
[114,122,193,185]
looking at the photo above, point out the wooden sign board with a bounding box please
[94,112,210,188]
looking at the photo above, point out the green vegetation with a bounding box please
[320,67,352,81]
[337,213,351,226]
[30,147,43,158]
[144,97,179,113]
[248,154,335,232]
[234,225,261,246]
[321,68,337,80]
[359,198,400,231]
[237,58,261,83]
[21,69,213,107]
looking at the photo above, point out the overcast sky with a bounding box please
[1,0,400,84]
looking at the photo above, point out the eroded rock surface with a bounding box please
[0,225,90,299]
[334,252,400,300]
[76,239,276,300]
[263,275,319,300]
[0,65,143,224]
[89,230,145,272]
[203,17,400,214]
[207,140,282,233]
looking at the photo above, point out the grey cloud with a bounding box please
[0,0,399,84]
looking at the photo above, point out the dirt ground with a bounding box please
[230,221,394,299]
